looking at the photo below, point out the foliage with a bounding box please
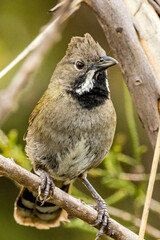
[0,129,32,170]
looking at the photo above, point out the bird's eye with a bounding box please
[99,57,104,62]
[75,61,85,70]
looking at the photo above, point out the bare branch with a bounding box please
[120,172,160,181]
[0,0,82,80]
[109,206,160,239]
[124,0,160,82]
[0,154,139,240]
[84,0,160,148]
[138,128,160,240]
[0,0,82,124]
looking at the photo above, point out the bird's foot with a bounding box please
[35,169,55,205]
[92,200,110,240]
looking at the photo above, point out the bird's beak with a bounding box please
[92,56,118,72]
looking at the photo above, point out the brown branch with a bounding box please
[0,0,82,124]
[0,154,139,240]
[84,0,160,148]
[109,206,160,239]
[124,0,160,83]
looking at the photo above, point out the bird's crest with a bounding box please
[66,33,105,58]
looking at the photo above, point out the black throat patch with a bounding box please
[67,71,110,110]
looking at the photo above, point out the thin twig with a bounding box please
[0,0,82,80]
[138,127,160,240]
[109,206,160,239]
[120,172,160,181]
[0,154,139,240]
[0,0,82,124]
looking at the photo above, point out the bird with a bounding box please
[14,33,117,240]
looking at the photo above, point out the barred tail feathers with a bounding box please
[14,185,70,229]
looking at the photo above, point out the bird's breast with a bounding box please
[26,95,116,184]
[45,99,116,183]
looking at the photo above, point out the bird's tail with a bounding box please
[14,184,71,229]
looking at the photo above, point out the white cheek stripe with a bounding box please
[76,70,95,95]
[106,79,110,93]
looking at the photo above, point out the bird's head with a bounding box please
[52,33,118,109]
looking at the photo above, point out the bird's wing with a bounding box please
[23,84,63,141]
[23,94,50,140]
[23,105,41,140]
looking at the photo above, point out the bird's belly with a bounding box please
[47,136,108,184]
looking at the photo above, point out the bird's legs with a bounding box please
[35,169,55,205]
[80,174,110,240]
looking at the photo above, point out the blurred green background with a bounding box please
[0,1,159,240]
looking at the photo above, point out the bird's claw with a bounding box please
[92,200,110,240]
[36,170,55,205]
